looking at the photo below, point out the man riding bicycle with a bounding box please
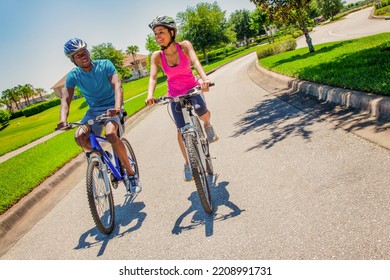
[57,38,140,193]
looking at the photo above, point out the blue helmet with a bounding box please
[64,38,87,61]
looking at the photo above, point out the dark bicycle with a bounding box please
[155,85,215,213]
[62,110,140,234]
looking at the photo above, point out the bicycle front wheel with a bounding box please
[193,116,213,175]
[184,133,213,214]
[86,158,115,234]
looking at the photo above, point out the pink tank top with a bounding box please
[160,42,199,97]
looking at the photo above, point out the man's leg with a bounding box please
[105,121,135,176]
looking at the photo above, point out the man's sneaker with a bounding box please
[184,164,193,182]
[205,123,219,143]
[128,174,141,194]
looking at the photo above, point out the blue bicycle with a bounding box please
[65,111,140,234]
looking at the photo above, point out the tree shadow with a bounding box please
[238,57,390,151]
[171,176,244,237]
[74,199,146,257]
[232,96,316,151]
[0,123,9,131]
[78,100,88,110]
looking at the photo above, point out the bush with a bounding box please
[22,98,61,117]
[10,110,24,120]
[0,109,10,126]
[256,38,297,59]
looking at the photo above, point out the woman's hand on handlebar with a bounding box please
[145,96,156,106]
[199,79,212,92]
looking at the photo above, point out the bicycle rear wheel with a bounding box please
[86,158,115,234]
[184,133,213,214]
[122,138,139,177]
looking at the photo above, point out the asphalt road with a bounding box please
[1,51,389,260]
[296,7,390,48]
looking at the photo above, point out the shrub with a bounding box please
[0,109,10,126]
[10,110,24,120]
[256,38,297,59]
[22,98,61,117]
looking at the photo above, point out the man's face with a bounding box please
[73,49,91,67]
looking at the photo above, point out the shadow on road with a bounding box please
[171,176,244,237]
[74,200,146,257]
[232,83,390,151]
[232,97,315,151]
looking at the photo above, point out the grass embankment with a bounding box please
[259,32,390,95]
[0,45,259,214]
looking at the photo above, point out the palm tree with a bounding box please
[35,88,46,100]
[3,88,21,111]
[0,93,13,113]
[126,45,140,78]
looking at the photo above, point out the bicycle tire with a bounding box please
[193,117,213,175]
[184,133,213,214]
[121,138,139,178]
[86,158,115,234]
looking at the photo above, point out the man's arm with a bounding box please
[58,87,74,128]
[109,73,124,115]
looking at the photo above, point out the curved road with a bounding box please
[296,7,390,48]
[2,51,390,259]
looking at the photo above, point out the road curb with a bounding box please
[255,62,390,121]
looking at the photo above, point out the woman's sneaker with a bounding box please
[128,174,141,194]
[205,123,219,143]
[183,164,193,182]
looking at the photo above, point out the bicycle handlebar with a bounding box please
[55,110,126,131]
[154,82,215,105]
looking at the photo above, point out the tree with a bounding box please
[35,88,46,100]
[0,93,13,113]
[145,34,160,54]
[90,43,127,78]
[126,45,140,77]
[177,2,235,63]
[2,88,20,111]
[228,9,257,47]
[249,8,267,37]
[316,0,344,21]
[251,0,315,53]
[145,34,161,73]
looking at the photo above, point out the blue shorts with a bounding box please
[170,93,208,129]
[81,111,123,137]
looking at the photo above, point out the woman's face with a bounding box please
[153,26,172,46]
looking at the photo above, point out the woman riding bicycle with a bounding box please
[145,15,218,182]
[57,38,140,193]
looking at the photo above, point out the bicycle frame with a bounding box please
[88,133,124,181]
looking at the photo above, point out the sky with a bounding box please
[0,0,257,94]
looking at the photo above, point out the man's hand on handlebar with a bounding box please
[56,121,69,131]
[106,108,121,117]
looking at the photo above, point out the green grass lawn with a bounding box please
[259,33,390,95]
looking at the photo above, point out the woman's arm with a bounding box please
[146,51,161,105]
[181,40,210,89]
